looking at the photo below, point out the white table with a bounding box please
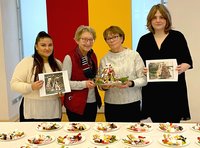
[0,122,199,148]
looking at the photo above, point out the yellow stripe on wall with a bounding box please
[88,0,132,60]
[88,0,132,104]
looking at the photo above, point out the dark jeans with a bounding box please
[66,102,97,122]
[19,97,61,122]
[105,101,141,122]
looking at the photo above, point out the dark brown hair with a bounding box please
[32,31,61,81]
[147,4,172,34]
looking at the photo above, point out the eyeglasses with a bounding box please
[106,35,120,42]
[80,38,94,43]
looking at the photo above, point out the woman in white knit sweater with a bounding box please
[99,26,147,122]
[10,31,62,122]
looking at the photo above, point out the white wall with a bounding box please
[168,0,200,122]
[0,0,21,121]
[0,0,9,120]
[0,0,47,121]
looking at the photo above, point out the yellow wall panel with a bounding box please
[88,0,132,104]
[88,0,132,60]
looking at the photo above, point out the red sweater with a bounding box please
[64,49,102,115]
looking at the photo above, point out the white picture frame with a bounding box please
[146,59,178,82]
[38,70,71,97]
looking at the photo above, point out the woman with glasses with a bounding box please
[136,4,193,123]
[99,26,147,122]
[62,25,102,121]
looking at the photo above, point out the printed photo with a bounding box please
[39,71,71,97]
[146,59,178,82]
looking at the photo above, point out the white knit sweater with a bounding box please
[10,56,62,119]
[99,48,147,104]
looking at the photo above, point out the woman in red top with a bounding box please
[63,25,102,121]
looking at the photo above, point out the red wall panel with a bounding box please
[46,0,89,62]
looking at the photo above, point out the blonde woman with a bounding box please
[63,25,102,121]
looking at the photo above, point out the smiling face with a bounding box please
[147,4,172,34]
[151,10,167,33]
[103,26,125,53]
[75,31,94,56]
[35,37,53,62]
[105,33,123,53]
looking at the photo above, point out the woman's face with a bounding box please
[151,10,166,32]
[35,37,53,62]
[76,31,94,56]
[105,33,123,52]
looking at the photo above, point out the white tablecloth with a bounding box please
[0,122,199,148]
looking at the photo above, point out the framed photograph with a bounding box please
[146,59,178,82]
[38,70,71,97]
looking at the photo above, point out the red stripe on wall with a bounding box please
[46,0,89,62]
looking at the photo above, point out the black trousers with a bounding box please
[105,101,141,122]
[66,102,97,122]
[19,97,61,122]
[150,115,181,123]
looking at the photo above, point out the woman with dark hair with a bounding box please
[136,4,193,123]
[11,31,62,122]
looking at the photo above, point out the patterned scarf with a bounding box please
[77,48,96,79]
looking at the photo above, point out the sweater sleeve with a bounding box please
[10,57,33,94]
[133,52,147,87]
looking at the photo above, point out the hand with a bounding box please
[86,80,96,89]
[101,84,113,89]
[116,80,132,89]
[143,67,148,76]
[176,63,191,74]
[31,80,44,90]
[58,92,64,97]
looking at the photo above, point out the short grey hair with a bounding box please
[74,25,96,40]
